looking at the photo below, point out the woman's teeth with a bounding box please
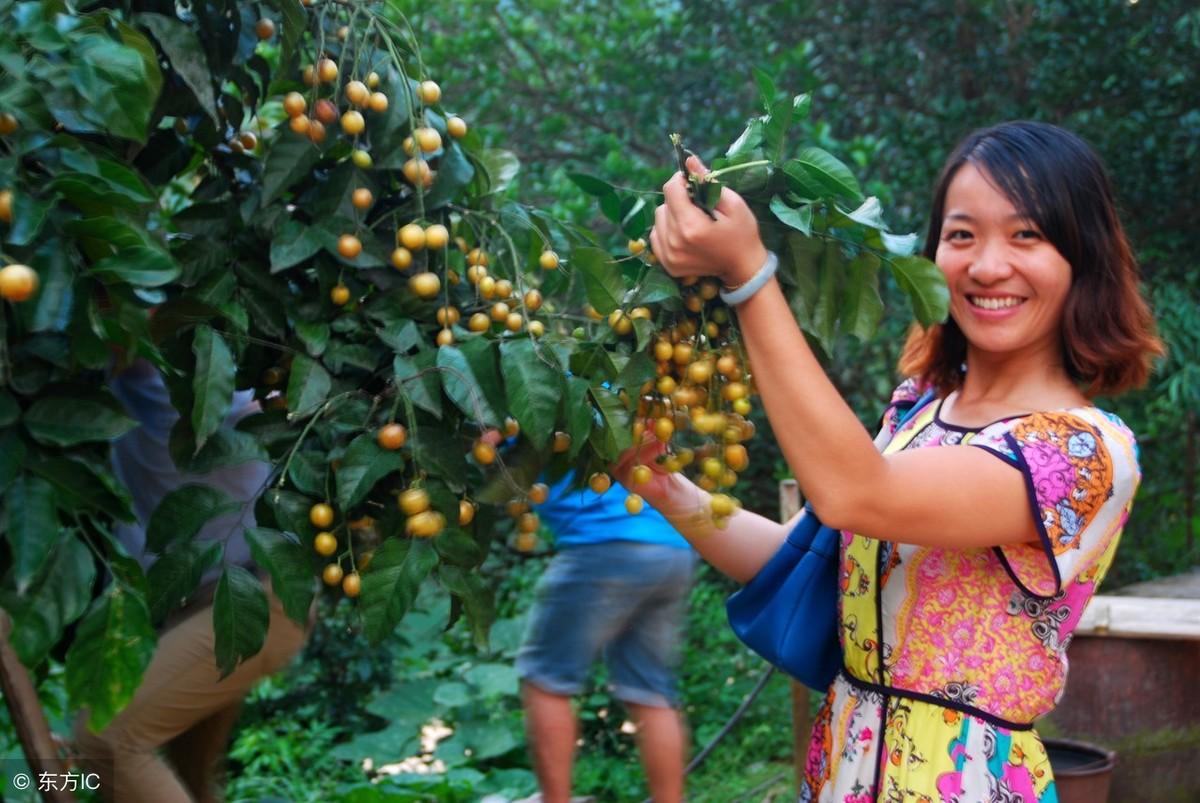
[969,296,1023,310]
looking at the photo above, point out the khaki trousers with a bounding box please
[73,580,310,803]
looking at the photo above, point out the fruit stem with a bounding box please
[704,160,771,181]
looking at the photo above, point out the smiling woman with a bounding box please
[634,121,1165,802]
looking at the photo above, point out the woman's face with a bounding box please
[935,163,1072,366]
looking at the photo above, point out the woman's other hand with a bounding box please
[651,155,769,288]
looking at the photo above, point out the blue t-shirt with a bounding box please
[534,471,690,550]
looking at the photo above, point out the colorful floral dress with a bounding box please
[800,380,1140,803]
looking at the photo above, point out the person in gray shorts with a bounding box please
[515,473,697,803]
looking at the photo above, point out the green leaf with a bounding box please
[0,391,18,427]
[563,377,593,460]
[295,321,331,357]
[0,531,95,667]
[881,230,921,257]
[23,396,136,448]
[67,19,163,142]
[245,528,316,627]
[212,566,270,678]
[436,344,501,427]
[336,433,405,512]
[574,247,625,315]
[464,663,520,698]
[423,143,476,211]
[360,538,438,644]
[588,387,632,461]
[890,255,950,326]
[265,0,306,68]
[438,565,494,650]
[286,451,326,497]
[394,353,443,418]
[89,246,180,288]
[567,173,616,199]
[27,457,135,522]
[377,320,423,355]
[145,541,222,625]
[753,66,779,108]
[135,13,218,123]
[0,430,27,494]
[810,240,841,354]
[410,425,468,493]
[837,196,886,230]
[287,356,331,417]
[499,340,561,450]
[433,527,486,567]
[262,134,321,205]
[433,682,472,708]
[169,425,268,474]
[6,191,53,247]
[770,196,813,236]
[840,252,884,342]
[479,149,520,194]
[726,117,765,160]
[784,147,863,201]
[633,270,681,305]
[270,219,324,272]
[146,484,241,554]
[191,326,235,452]
[66,584,156,730]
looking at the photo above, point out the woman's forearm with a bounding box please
[648,473,789,583]
[733,275,888,529]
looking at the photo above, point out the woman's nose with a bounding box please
[967,241,1014,284]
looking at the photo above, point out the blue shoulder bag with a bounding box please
[725,389,935,689]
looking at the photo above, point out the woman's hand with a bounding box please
[651,155,769,288]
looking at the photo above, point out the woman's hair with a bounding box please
[899,120,1164,397]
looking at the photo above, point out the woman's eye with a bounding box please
[1015,229,1043,241]
[944,229,972,241]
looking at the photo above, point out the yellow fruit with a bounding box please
[654,340,674,362]
[317,58,339,83]
[625,494,644,515]
[255,18,276,39]
[701,457,723,479]
[306,119,327,143]
[377,423,407,450]
[528,320,545,337]
[341,110,365,136]
[523,289,543,311]
[406,510,445,538]
[553,431,572,453]
[490,301,510,322]
[314,532,337,556]
[468,312,490,332]
[529,482,549,504]
[366,71,381,89]
[314,101,338,126]
[505,312,523,332]
[402,136,415,156]
[473,440,497,465]
[239,132,258,151]
[0,113,19,135]
[390,247,413,270]
[446,115,468,138]
[0,264,37,302]
[656,375,677,396]
[336,25,349,42]
[398,488,431,516]
[688,361,714,384]
[504,417,521,437]
[478,276,497,298]
[425,223,450,249]
[699,280,720,301]
[415,127,442,153]
[310,503,335,528]
[538,250,559,270]
[289,115,311,135]
[398,223,426,250]
[466,247,489,267]
[302,65,318,86]
[717,354,739,376]
[733,398,752,416]
[515,531,537,552]
[369,92,388,112]
[517,512,540,533]
[494,279,513,299]
[631,465,652,485]
[710,493,736,517]
[436,328,455,346]
[408,272,441,299]
[458,499,476,526]
[436,306,460,326]
[725,444,749,472]
[628,238,647,255]
[322,563,344,586]
[608,310,632,336]
[507,499,530,518]
[653,417,675,444]
[419,80,441,104]
[352,149,373,169]
[330,284,351,306]
[337,234,362,259]
[402,157,433,186]
[342,573,361,597]
[352,188,373,210]
[345,81,369,107]
[588,472,612,494]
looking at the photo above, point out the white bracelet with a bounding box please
[719,250,779,306]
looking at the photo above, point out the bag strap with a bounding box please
[894,387,937,431]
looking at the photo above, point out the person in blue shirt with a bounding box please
[515,472,697,803]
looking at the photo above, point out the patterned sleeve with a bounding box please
[970,410,1141,598]
[874,377,925,445]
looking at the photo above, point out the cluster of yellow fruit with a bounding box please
[308,502,365,597]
